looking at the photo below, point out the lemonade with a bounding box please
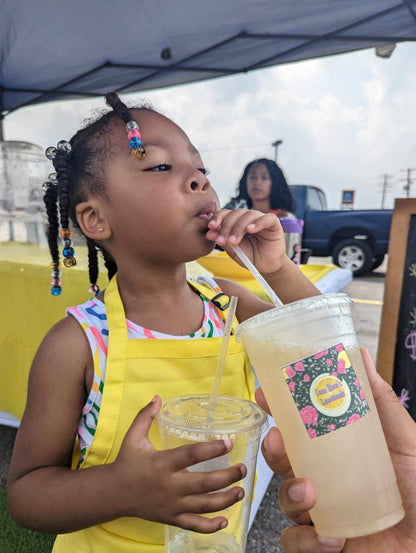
[236,293,404,538]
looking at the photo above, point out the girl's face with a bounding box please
[99,110,219,265]
[246,163,272,202]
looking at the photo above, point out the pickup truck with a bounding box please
[289,185,392,276]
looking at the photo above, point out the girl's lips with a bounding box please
[196,200,218,221]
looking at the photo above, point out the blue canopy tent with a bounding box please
[1,0,416,138]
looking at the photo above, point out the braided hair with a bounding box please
[42,92,151,296]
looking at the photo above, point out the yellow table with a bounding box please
[0,242,110,421]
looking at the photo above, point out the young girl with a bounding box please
[7,93,319,552]
[225,158,295,218]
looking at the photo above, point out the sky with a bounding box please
[3,41,416,210]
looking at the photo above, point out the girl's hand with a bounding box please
[255,349,416,553]
[112,396,247,533]
[206,209,287,275]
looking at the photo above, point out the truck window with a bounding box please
[306,188,325,210]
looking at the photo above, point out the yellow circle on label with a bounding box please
[310,373,351,417]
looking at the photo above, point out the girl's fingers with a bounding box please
[280,525,345,553]
[207,209,275,245]
[180,463,247,495]
[164,439,233,471]
[180,485,245,515]
[261,427,294,480]
[174,513,229,534]
[278,478,316,525]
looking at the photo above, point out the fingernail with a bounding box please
[223,438,233,451]
[229,235,237,244]
[220,520,228,529]
[287,480,305,502]
[247,223,256,230]
[237,490,244,500]
[317,536,346,548]
[216,236,225,244]
[150,395,158,403]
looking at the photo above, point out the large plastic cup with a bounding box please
[235,294,404,538]
[156,395,267,553]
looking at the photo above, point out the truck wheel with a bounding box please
[332,239,374,277]
[370,255,385,271]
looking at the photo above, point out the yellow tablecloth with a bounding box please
[0,243,110,420]
[0,243,339,421]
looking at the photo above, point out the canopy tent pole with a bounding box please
[0,87,4,141]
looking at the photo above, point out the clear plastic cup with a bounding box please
[156,394,267,552]
[235,293,404,538]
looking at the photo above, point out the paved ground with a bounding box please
[0,256,387,552]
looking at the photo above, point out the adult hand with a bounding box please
[255,348,416,553]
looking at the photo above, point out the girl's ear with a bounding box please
[76,200,112,241]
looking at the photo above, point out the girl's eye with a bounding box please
[147,164,172,172]
[199,167,209,176]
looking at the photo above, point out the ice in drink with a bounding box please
[235,293,404,538]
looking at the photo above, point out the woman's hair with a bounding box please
[43,92,152,295]
[233,158,295,213]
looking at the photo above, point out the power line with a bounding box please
[400,168,415,197]
[378,174,392,209]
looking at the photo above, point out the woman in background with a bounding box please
[224,158,295,219]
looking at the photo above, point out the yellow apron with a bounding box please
[53,276,255,552]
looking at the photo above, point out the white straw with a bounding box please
[232,245,283,307]
[207,295,239,418]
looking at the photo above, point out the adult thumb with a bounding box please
[124,395,162,449]
[362,348,416,453]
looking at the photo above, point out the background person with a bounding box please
[224,158,295,219]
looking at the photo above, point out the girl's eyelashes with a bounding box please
[144,164,209,175]
[145,163,172,172]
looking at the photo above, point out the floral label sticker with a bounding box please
[282,343,370,439]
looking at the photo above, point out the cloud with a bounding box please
[4,42,415,210]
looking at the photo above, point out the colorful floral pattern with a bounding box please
[282,343,370,439]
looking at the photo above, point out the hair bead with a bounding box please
[132,146,146,159]
[63,256,76,268]
[57,140,72,154]
[45,146,58,160]
[126,121,139,131]
[127,129,140,140]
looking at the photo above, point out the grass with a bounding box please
[0,487,55,553]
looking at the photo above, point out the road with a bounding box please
[0,257,388,552]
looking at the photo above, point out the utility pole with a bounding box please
[400,168,415,198]
[379,174,392,209]
[271,139,283,162]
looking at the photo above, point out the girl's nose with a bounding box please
[184,170,210,193]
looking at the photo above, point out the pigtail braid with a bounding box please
[43,185,60,269]
[53,152,71,230]
[105,92,132,123]
[86,238,100,294]
[102,248,117,281]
